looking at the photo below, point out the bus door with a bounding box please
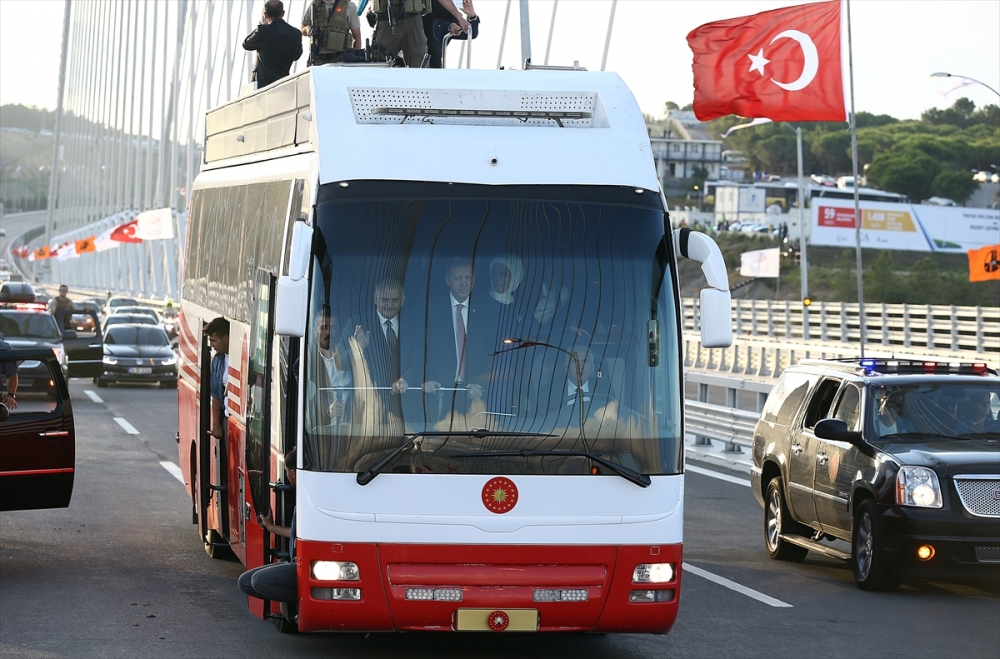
[245,269,276,562]
[198,322,229,558]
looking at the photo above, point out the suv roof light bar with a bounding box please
[858,359,994,376]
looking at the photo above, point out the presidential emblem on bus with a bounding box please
[482,477,518,514]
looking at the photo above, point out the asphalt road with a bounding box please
[1,380,998,659]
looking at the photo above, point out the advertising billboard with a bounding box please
[810,199,1000,252]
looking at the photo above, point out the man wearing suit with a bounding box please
[353,279,415,422]
[422,259,486,420]
[556,345,616,427]
[243,1,304,89]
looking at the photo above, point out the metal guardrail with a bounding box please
[684,371,770,454]
[683,298,1000,354]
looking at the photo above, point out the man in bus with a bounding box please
[204,317,231,440]
[243,1,303,89]
[239,448,298,603]
[306,305,353,428]
[354,279,414,421]
[421,258,485,420]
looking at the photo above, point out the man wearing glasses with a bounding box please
[49,285,74,330]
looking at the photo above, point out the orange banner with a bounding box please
[968,244,1000,282]
[75,236,97,254]
[33,246,51,260]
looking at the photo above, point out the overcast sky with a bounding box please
[1,0,998,120]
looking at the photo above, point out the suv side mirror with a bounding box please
[815,418,867,450]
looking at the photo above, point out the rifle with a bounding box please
[387,0,399,34]
[308,3,321,66]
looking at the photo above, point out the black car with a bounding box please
[750,358,999,590]
[103,313,158,330]
[0,281,37,303]
[98,324,178,388]
[0,307,69,390]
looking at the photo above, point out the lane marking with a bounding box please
[686,463,751,487]
[113,417,140,435]
[84,390,104,403]
[160,461,185,484]
[683,562,793,608]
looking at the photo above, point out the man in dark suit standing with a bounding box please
[554,345,616,427]
[422,259,487,421]
[243,1,303,89]
[353,279,413,423]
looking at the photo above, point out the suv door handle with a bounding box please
[39,430,70,438]
[817,452,828,464]
[791,442,803,455]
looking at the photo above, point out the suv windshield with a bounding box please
[302,185,681,477]
[868,382,1000,440]
[0,310,61,340]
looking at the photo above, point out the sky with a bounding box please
[1,0,998,121]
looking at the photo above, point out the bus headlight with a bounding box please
[896,466,942,508]
[633,563,675,583]
[311,561,360,581]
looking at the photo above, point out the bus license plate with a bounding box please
[455,609,538,631]
[128,367,152,374]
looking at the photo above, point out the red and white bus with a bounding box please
[177,66,732,634]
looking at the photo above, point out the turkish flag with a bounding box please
[687,0,845,122]
[110,219,142,243]
[33,245,51,260]
[968,244,1000,282]
[76,236,97,254]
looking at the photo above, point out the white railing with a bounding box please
[683,298,1000,355]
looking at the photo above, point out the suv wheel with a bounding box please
[764,477,808,561]
[852,499,901,591]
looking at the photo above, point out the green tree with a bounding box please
[664,101,680,112]
[865,151,941,201]
[864,251,903,303]
[930,166,979,203]
[833,249,858,302]
[811,131,852,175]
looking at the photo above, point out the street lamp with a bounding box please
[930,72,1000,97]
[493,338,588,447]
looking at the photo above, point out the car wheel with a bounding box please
[764,477,809,561]
[852,499,901,591]
[96,378,108,388]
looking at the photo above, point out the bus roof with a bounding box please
[204,66,659,191]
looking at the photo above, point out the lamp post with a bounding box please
[930,72,1000,97]
[493,338,588,448]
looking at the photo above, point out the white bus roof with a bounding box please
[204,66,659,191]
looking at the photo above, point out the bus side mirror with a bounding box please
[274,276,308,337]
[673,228,732,348]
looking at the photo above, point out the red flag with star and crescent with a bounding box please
[110,219,143,243]
[687,0,845,122]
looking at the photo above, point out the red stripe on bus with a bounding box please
[0,468,75,477]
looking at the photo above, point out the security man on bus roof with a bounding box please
[370,0,433,67]
[302,0,363,65]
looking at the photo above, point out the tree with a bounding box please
[664,101,680,112]
[930,166,979,203]
[865,151,941,201]
[864,251,903,303]
[811,131,852,175]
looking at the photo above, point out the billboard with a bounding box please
[810,199,1000,252]
[739,248,781,278]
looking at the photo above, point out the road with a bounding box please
[1,381,998,658]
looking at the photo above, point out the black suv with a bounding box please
[750,359,999,590]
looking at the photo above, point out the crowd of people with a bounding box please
[242,0,481,88]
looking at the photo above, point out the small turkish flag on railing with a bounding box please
[110,219,142,243]
[687,0,845,122]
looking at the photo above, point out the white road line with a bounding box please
[83,390,104,403]
[683,562,793,608]
[160,461,185,484]
[686,463,751,487]
[113,417,140,435]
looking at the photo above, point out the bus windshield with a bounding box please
[302,185,682,477]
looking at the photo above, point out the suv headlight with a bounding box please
[103,356,118,365]
[896,466,943,508]
[161,356,177,366]
[52,344,67,368]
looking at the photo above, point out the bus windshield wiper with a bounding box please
[452,449,652,488]
[356,431,555,485]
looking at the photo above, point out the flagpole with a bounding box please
[846,0,866,357]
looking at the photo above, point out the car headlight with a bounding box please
[52,344,67,367]
[896,466,943,508]
[103,356,118,365]
[161,356,177,366]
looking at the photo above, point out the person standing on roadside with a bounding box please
[243,0,304,88]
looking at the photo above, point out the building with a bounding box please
[646,110,725,186]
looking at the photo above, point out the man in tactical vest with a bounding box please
[301,0,362,65]
[370,0,432,67]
